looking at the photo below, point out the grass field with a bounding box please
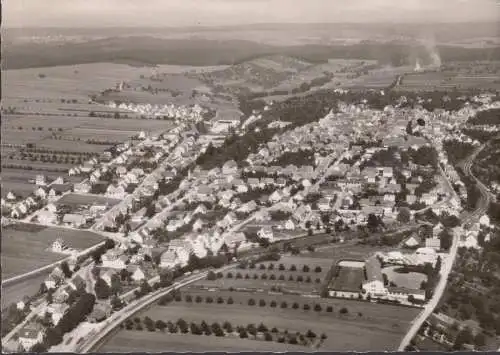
[101,330,298,352]
[119,296,419,351]
[330,267,365,293]
[382,266,427,289]
[1,181,37,199]
[1,272,50,310]
[1,223,104,278]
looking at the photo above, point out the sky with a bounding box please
[4,0,499,28]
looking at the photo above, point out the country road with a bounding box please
[398,144,492,351]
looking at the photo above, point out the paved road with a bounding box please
[398,144,492,351]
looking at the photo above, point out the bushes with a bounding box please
[270,300,277,308]
[292,302,300,309]
[227,297,234,305]
[314,266,322,273]
[195,295,203,303]
[248,298,256,306]
[236,272,243,279]
[281,301,288,309]
[326,306,333,312]
[297,275,304,282]
[226,272,233,279]
[314,304,322,312]
[206,270,217,280]
[185,295,193,303]
[339,307,348,314]
[270,274,276,280]
[279,274,285,281]
[268,263,275,270]
[303,304,310,311]
[259,264,266,270]
[259,299,266,307]
[261,274,268,280]
[303,265,310,273]
[217,297,224,304]
[290,265,297,271]
[205,296,214,304]
[279,264,285,271]
[315,278,321,283]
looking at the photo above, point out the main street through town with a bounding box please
[398,144,492,351]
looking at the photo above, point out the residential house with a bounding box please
[425,237,441,250]
[35,174,47,186]
[222,160,238,175]
[284,219,296,230]
[102,250,128,269]
[159,250,178,269]
[34,187,48,199]
[52,239,68,253]
[101,269,117,287]
[46,303,69,326]
[224,232,247,249]
[38,206,57,224]
[62,213,87,228]
[69,275,86,291]
[44,275,58,290]
[247,178,260,190]
[127,265,146,282]
[193,204,208,216]
[317,198,331,212]
[257,226,274,241]
[237,200,258,214]
[18,323,45,351]
[403,234,421,249]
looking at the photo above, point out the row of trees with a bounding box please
[122,316,327,346]
[222,272,323,283]
[238,262,322,273]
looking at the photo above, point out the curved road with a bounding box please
[398,145,492,351]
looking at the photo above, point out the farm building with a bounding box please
[362,256,388,297]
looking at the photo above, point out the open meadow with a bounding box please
[105,290,419,352]
[1,223,104,278]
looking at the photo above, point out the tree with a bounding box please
[217,296,224,304]
[367,213,380,232]
[155,320,167,331]
[259,299,266,307]
[94,278,111,299]
[44,326,63,346]
[314,304,322,312]
[303,265,310,272]
[110,274,122,295]
[281,301,288,309]
[206,270,217,280]
[31,343,48,353]
[248,298,256,306]
[306,329,317,339]
[195,295,203,303]
[435,256,442,274]
[257,323,268,333]
[439,229,453,251]
[60,261,73,278]
[314,266,322,273]
[290,264,297,271]
[279,263,285,271]
[474,332,486,347]
[111,295,124,310]
[264,332,273,341]
[270,300,277,308]
[397,208,411,223]
[339,307,348,314]
[326,306,333,312]
[454,327,474,350]
[303,304,310,311]
[227,297,234,305]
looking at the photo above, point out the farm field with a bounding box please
[330,266,365,293]
[1,223,104,278]
[101,330,297,352]
[1,272,51,310]
[56,193,120,208]
[123,297,419,351]
[382,266,427,289]
[79,118,175,133]
[1,181,38,199]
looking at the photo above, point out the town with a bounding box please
[2,11,500,354]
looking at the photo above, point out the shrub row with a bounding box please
[238,263,322,273]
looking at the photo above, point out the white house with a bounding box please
[284,219,296,230]
[159,250,178,269]
[128,265,146,282]
[52,239,68,253]
[101,269,117,287]
[362,256,388,297]
[102,250,128,269]
[257,226,274,241]
[425,237,441,250]
[62,213,87,228]
[317,198,331,212]
[35,174,47,186]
